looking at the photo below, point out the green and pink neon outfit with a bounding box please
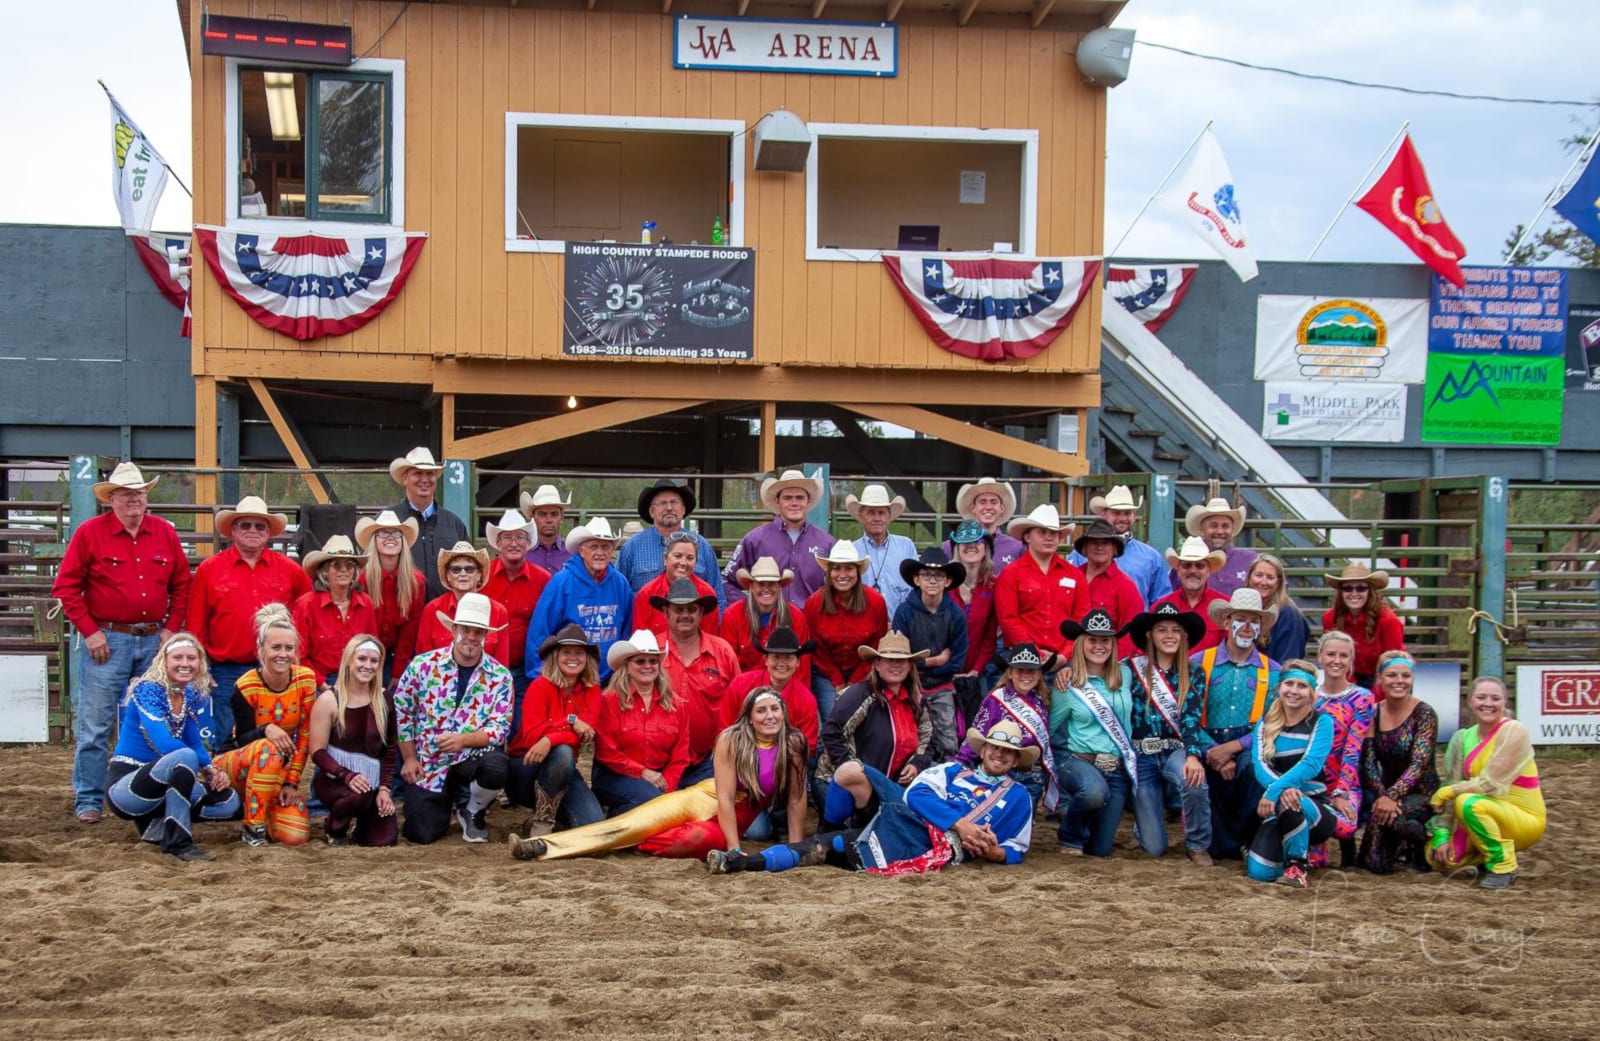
[1427,718,1545,877]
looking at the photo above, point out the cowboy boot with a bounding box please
[507,833,547,860]
[524,785,565,839]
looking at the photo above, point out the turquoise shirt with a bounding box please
[1049,663,1135,756]
[1193,646,1280,745]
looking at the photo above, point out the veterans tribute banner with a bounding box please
[1422,266,1568,445]
[1262,380,1407,443]
[563,242,755,360]
[1254,295,1427,383]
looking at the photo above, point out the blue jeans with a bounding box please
[590,762,669,816]
[504,744,605,828]
[506,669,533,744]
[679,755,716,787]
[208,660,256,747]
[1056,753,1131,857]
[73,629,161,812]
[1132,748,1211,856]
[811,675,838,722]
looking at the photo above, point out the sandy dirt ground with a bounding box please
[2,744,1595,1041]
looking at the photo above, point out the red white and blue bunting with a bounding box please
[128,230,193,337]
[194,226,427,341]
[1106,263,1197,334]
[883,253,1100,362]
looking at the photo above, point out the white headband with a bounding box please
[163,638,199,655]
[356,640,383,655]
[752,690,783,707]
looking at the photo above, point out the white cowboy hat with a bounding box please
[1164,536,1226,574]
[735,556,795,589]
[215,495,289,538]
[759,468,825,514]
[1089,484,1144,513]
[436,591,505,633]
[519,484,571,517]
[1324,562,1391,591]
[565,516,619,555]
[93,461,159,504]
[1184,497,1247,538]
[819,541,868,570]
[389,446,445,485]
[354,509,419,551]
[1005,503,1075,539]
[607,628,667,672]
[844,484,906,523]
[955,477,1018,524]
[965,719,1040,768]
[485,508,537,553]
[857,630,930,663]
[1206,587,1279,628]
[302,534,367,576]
[436,540,490,586]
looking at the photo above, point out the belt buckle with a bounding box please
[1093,753,1120,773]
[1137,738,1162,755]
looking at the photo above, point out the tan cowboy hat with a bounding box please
[607,628,667,672]
[1184,497,1247,538]
[436,540,490,585]
[1164,536,1226,574]
[93,461,159,504]
[1325,562,1390,591]
[538,623,599,661]
[857,630,930,663]
[844,484,906,523]
[1206,587,1279,628]
[565,516,619,555]
[484,508,536,553]
[736,555,794,589]
[436,591,505,633]
[759,468,825,513]
[819,541,868,570]
[302,534,368,576]
[955,477,1018,524]
[1089,484,1144,513]
[519,484,571,518]
[1006,503,1075,539]
[354,509,419,551]
[215,496,289,538]
[389,446,445,485]
[965,719,1040,768]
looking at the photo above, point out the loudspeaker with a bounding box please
[753,109,813,173]
[1076,26,1135,88]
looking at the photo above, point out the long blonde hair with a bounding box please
[1067,636,1123,691]
[607,654,677,711]
[364,550,420,617]
[721,687,807,802]
[128,631,214,701]
[741,586,794,630]
[330,634,389,740]
[1258,657,1318,759]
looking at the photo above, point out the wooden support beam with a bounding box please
[449,398,709,462]
[957,0,981,26]
[830,410,940,539]
[661,0,672,12]
[885,0,905,20]
[194,376,218,550]
[245,378,334,505]
[1030,0,1055,28]
[839,403,1089,477]
[812,0,828,16]
[737,0,751,14]
[759,401,777,473]
[441,393,457,456]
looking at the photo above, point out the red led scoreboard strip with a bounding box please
[200,14,354,66]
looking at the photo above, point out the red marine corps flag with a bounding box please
[1355,134,1467,288]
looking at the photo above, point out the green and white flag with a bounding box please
[102,84,169,233]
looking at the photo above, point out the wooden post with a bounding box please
[759,401,777,473]
[245,378,333,505]
[195,376,219,548]
[442,393,457,457]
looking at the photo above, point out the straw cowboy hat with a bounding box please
[1006,503,1075,539]
[1073,518,1126,557]
[1324,562,1390,591]
[1164,536,1226,574]
[93,461,159,503]
[301,534,367,576]
[1119,601,1206,651]
[484,508,536,553]
[965,719,1040,768]
[1060,608,1118,642]
[735,555,794,589]
[898,546,966,588]
[564,516,619,555]
[994,642,1060,674]
[1089,484,1144,513]
[354,509,419,551]
[1184,497,1247,538]
[436,591,505,633]
[389,446,445,485]
[607,628,667,672]
[857,630,929,663]
[519,484,571,518]
[216,496,289,538]
[648,576,719,615]
[955,477,1018,524]
[845,484,906,523]
[636,478,697,522]
[759,468,825,513]
[753,626,816,657]
[819,541,869,571]
[436,540,490,585]
[1207,587,1279,628]
[538,622,599,662]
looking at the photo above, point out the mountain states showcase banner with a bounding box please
[1253,295,1427,384]
[1422,266,1568,445]
[1261,380,1407,443]
[563,242,754,360]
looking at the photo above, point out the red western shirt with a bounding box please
[1321,606,1407,683]
[993,553,1088,657]
[291,588,378,680]
[509,677,602,757]
[722,668,820,754]
[365,565,424,678]
[190,547,311,664]
[632,572,721,642]
[595,687,692,789]
[659,631,742,762]
[52,511,191,636]
[1152,587,1231,652]
[1085,562,1146,657]
[412,592,512,669]
[719,600,812,686]
[803,587,889,687]
[481,559,551,669]
[886,686,920,777]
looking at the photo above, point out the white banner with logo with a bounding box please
[1254,295,1428,383]
[673,15,897,76]
[1517,665,1600,745]
[1261,380,1407,443]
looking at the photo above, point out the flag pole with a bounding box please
[1108,119,1213,258]
[1504,129,1600,264]
[98,78,193,199]
[1305,120,1410,261]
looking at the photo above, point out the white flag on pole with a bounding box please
[103,85,170,234]
[1157,128,1258,282]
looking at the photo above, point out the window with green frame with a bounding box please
[237,67,392,223]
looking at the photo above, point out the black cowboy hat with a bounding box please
[1072,517,1126,557]
[991,642,1060,674]
[1060,607,1118,641]
[538,622,600,660]
[1117,601,1206,651]
[752,625,816,657]
[648,576,719,614]
[898,546,967,588]
[636,479,697,523]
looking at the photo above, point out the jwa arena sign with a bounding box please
[674,15,898,77]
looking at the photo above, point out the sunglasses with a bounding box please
[1339,584,1369,594]
[447,564,480,575]
[232,520,271,532]
[1176,561,1209,571]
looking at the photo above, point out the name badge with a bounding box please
[1059,578,1076,588]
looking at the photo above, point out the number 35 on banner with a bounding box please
[606,283,645,312]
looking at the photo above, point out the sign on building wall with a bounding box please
[1253,296,1428,383]
[674,15,898,77]
[1422,266,1568,445]
[1516,664,1600,746]
[1261,380,1407,442]
[1565,302,1600,392]
[562,241,755,360]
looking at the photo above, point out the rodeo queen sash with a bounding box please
[1131,655,1183,740]
[996,688,1057,810]
[1068,681,1138,793]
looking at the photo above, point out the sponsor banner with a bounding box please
[1262,380,1407,442]
[673,15,896,77]
[563,241,755,360]
[1516,665,1600,745]
[1415,661,1463,745]
[1565,302,1600,391]
[1254,295,1427,383]
[1427,265,1568,357]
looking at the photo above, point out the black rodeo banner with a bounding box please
[562,242,755,359]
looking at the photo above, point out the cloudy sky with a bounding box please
[4,0,1595,266]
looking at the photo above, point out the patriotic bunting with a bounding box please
[1106,264,1197,333]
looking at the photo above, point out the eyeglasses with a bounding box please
[374,530,404,541]
[630,658,661,668]
[447,564,480,575]
[326,560,359,569]
[1176,561,1209,571]
[232,521,270,532]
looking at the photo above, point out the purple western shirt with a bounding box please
[722,518,838,608]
